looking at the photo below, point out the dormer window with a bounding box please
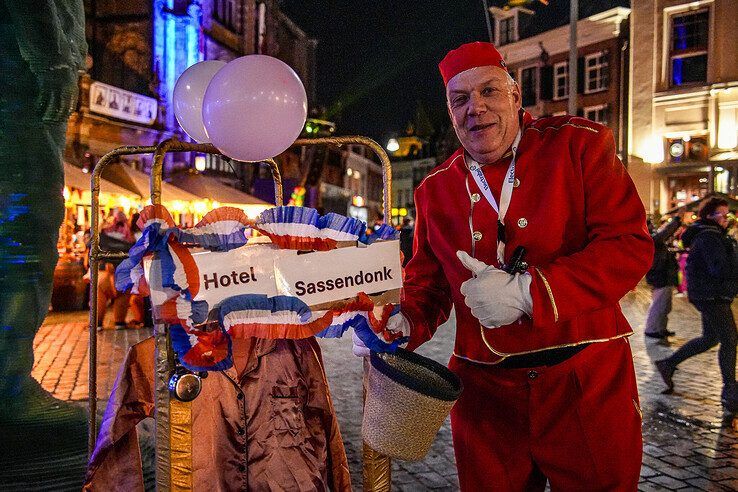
[494,11,519,46]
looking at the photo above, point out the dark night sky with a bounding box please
[280,1,626,143]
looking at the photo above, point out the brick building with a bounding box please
[67,0,316,186]
[628,0,738,214]
[489,2,630,159]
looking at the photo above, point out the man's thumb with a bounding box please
[456,250,489,275]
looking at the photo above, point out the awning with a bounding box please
[170,172,271,207]
[64,161,136,197]
[711,151,738,162]
[102,163,201,203]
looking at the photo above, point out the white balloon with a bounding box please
[202,55,308,161]
[173,60,226,143]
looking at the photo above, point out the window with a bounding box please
[584,105,609,126]
[670,10,709,86]
[553,62,568,100]
[520,67,537,107]
[584,52,609,93]
[497,16,517,46]
[214,0,240,33]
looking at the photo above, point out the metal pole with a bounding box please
[482,0,494,43]
[293,136,392,223]
[568,0,578,116]
[88,145,157,457]
[293,136,394,490]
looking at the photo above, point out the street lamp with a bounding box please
[386,138,400,153]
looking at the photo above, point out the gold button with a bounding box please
[513,178,521,188]
[471,193,481,203]
[472,231,483,241]
[517,218,528,228]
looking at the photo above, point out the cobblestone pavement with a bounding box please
[27,284,738,490]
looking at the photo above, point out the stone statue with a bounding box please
[0,1,86,485]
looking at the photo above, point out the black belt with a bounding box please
[497,343,591,369]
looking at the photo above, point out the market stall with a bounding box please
[101,163,202,226]
[53,162,143,312]
[169,170,272,220]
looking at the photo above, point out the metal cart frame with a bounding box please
[88,136,394,490]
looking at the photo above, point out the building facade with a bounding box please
[491,5,631,158]
[387,135,436,225]
[68,0,316,188]
[628,0,738,214]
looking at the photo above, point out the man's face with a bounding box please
[710,205,730,228]
[446,66,522,164]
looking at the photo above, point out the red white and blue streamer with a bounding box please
[255,206,399,251]
[115,204,403,371]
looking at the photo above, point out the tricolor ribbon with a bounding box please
[115,204,403,371]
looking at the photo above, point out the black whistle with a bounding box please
[503,246,528,275]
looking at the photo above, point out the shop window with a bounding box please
[669,10,708,86]
[668,176,708,210]
[584,105,609,126]
[520,66,537,107]
[584,52,609,94]
[553,62,568,100]
[666,135,709,163]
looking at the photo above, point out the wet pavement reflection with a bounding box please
[21,283,738,490]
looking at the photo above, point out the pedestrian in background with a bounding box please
[399,217,414,266]
[95,210,135,331]
[127,212,146,329]
[656,197,738,412]
[644,213,683,339]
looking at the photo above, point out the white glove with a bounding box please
[457,250,533,329]
[352,312,411,357]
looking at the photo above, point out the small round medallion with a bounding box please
[472,231,483,241]
[517,218,528,228]
[471,193,481,203]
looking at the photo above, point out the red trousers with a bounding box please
[449,338,642,491]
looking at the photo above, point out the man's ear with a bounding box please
[511,81,522,110]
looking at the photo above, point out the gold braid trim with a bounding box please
[534,267,558,323]
[472,331,633,365]
[169,399,193,491]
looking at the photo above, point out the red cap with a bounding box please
[438,41,508,86]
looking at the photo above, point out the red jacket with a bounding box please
[403,114,653,364]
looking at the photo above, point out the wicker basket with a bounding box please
[362,348,462,461]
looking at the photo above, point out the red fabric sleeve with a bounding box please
[402,185,453,351]
[528,127,653,328]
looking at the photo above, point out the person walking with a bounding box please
[644,214,682,338]
[655,197,738,412]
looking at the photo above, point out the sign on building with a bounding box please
[90,81,158,125]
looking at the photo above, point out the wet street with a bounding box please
[19,283,738,490]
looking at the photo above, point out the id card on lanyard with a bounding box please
[467,129,522,266]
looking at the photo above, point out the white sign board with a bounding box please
[145,240,402,310]
[90,81,158,125]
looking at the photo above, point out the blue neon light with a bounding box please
[154,0,203,128]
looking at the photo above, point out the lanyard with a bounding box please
[467,129,522,266]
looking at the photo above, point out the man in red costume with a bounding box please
[356,42,652,490]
